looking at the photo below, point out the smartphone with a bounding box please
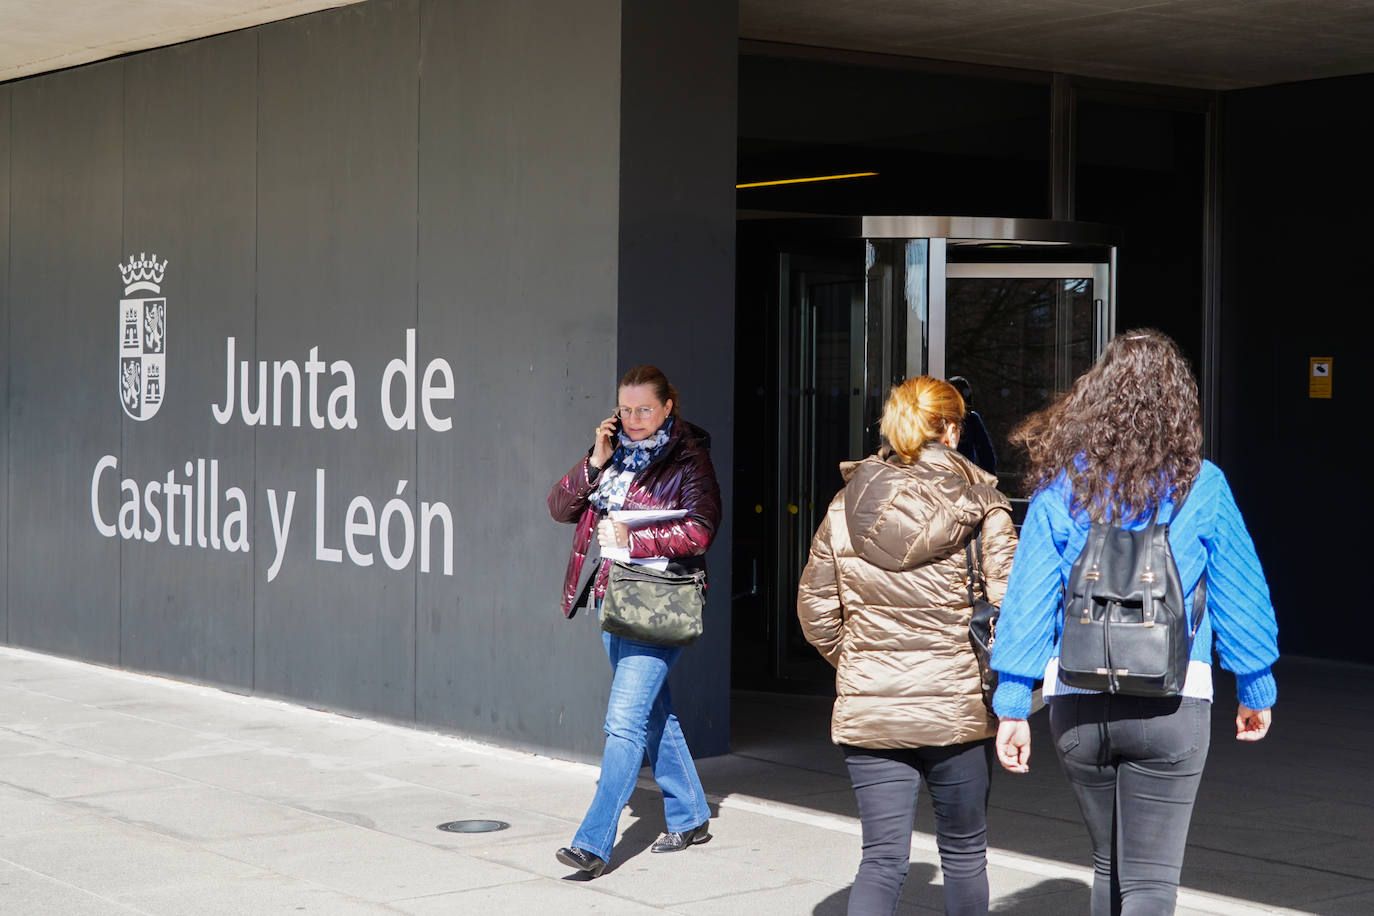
[611,417,623,438]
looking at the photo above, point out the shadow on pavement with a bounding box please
[729,655,1374,915]
[811,863,940,915]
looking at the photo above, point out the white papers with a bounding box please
[601,509,687,568]
[609,509,688,526]
[600,547,668,569]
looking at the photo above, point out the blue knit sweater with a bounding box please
[990,460,1279,719]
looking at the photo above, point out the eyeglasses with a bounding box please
[615,405,660,420]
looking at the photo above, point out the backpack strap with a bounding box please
[1167,477,1197,523]
[1189,572,1208,639]
[1165,479,1208,640]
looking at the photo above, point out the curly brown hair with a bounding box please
[1009,328,1202,521]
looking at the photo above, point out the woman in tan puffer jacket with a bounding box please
[798,376,1016,916]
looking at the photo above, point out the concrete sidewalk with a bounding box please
[0,646,1365,914]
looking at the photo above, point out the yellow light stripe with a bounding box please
[735,171,878,189]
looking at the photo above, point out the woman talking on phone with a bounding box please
[547,364,721,878]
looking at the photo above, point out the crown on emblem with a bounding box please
[118,253,167,288]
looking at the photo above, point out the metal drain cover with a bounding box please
[437,819,511,833]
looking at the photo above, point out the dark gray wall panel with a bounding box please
[0,86,9,641]
[617,0,739,756]
[415,0,622,758]
[2,0,739,761]
[117,32,259,689]
[8,64,124,662]
[253,0,420,719]
[1220,74,1374,663]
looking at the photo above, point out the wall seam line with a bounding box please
[118,61,126,667]
[412,0,421,725]
[4,85,11,646]
[251,26,261,697]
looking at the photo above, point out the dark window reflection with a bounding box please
[945,277,1093,492]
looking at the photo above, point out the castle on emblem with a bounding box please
[118,253,168,422]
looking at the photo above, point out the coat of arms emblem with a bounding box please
[118,253,167,421]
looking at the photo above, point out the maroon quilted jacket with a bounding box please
[548,418,722,617]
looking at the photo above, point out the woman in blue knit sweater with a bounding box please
[990,329,1278,916]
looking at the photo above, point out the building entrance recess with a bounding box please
[733,216,1121,691]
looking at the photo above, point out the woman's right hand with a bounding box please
[996,718,1031,773]
[590,414,619,469]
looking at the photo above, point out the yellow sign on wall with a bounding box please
[1309,357,1332,398]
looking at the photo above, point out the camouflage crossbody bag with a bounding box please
[600,561,705,647]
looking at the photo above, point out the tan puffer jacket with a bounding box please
[797,443,1017,749]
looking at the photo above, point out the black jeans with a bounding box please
[1048,694,1212,916]
[842,740,994,916]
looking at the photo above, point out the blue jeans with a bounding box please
[842,740,994,916]
[571,631,710,862]
[1049,694,1212,916]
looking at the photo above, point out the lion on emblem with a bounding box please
[144,302,165,353]
[121,359,142,411]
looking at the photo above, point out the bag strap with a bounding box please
[569,523,603,619]
[963,524,987,603]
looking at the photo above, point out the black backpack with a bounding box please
[1057,488,1207,697]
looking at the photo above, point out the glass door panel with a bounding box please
[943,273,1097,491]
[775,250,866,682]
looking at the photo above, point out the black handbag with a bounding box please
[600,560,705,646]
[964,527,999,712]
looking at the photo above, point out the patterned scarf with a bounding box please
[590,417,673,512]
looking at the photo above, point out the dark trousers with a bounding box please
[842,740,994,916]
[1048,695,1212,916]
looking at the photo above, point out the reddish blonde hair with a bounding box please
[880,376,965,462]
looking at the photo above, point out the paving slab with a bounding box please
[205,824,534,903]
[116,873,402,916]
[149,748,417,801]
[391,876,668,915]
[1302,888,1374,916]
[68,782,341,844]
[0,861,146,916]
[0,815,266,898]
[296,784,574,849]
[0,747,186,799]
[0,782,95,835]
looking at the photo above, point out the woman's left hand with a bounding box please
[1235,705,1272,741]
[597,518,629,549]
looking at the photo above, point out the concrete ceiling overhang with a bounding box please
[0,0,366,84]
[2,1,1374,90]
[740,0,1374,90]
